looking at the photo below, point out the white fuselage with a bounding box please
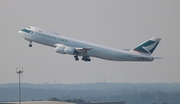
[19,27,154,61]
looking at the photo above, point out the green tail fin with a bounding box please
[132,37,161,55]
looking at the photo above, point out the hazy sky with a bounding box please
[0,0,180,84]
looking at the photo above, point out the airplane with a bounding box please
[19,26,161,62]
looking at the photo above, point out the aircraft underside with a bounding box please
[28,41,91,62]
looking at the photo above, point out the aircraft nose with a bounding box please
[18,29,25,37]
[19,30,21,34]
[19,29,24,34]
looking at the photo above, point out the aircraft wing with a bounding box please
[54,44,65,47]
[54,44,92,53]
[75,47,92,52]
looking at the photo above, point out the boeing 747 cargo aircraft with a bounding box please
[19,26,161,62]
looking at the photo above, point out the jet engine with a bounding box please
[55,46,75,55]
[64,47,75,55]
[55,46,65,54]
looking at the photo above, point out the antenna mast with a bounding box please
[16,67,23,104]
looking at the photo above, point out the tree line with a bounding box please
[0,83,180,104]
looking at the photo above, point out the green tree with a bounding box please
[49,97,59,101]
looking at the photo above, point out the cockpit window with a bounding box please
[21,29,32,33]
[28,27,31,29]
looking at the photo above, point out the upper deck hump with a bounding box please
[28,26,61,36]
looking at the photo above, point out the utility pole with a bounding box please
[16,68,23,104]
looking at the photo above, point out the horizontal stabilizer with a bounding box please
[153,57,163,59]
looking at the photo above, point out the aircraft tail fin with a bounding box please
[131,37,161,55]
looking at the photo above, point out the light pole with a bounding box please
[16,68,23,104]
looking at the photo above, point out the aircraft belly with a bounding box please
[88,48,121,61]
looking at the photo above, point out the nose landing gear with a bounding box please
[29,41,32,47]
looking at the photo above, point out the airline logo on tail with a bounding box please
[132,37,161,55]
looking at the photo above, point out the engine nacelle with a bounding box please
[64,47,75,55]
[55,46,65,54]
[55,46,75,55]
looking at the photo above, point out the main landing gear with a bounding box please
[74,55,79,61]
[82,56,91,62]
[74,55,91,62]
[29,41,32,47]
